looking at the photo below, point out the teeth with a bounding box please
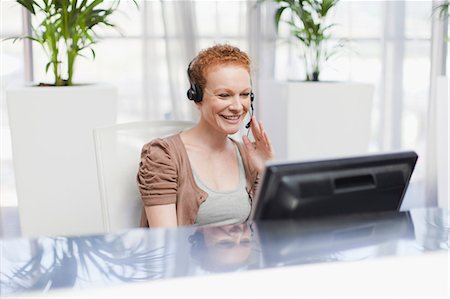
[222,115,240,120]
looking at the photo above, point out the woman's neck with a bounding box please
[182,121,231,152]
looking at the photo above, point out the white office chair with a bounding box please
[93,121,195,232]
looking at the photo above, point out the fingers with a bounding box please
[259,121,269,145]
[251,116,268,145]
[260,122,275,159]
[250,116,263,142]
[250,118,275,160]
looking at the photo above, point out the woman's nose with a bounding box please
[228,224,244,235]
[229,95,244,110]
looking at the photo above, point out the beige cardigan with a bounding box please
[137,133,259,227]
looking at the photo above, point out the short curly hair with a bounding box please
[188,44,252,91]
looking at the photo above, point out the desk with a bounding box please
[1,208,448,297]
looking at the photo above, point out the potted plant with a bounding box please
[272,0,342,81]
[5,0,136,237]
[259,0,374,161]
[12,0,128,86]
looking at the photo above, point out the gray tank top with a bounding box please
[194,146,251,226]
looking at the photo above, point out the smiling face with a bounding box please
[201,224,252,267]
[197,64,251,135]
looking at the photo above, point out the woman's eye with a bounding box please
[241,93,250,97]
[240,239,252,247]
[218,94,230,98]
[215,240,235,249]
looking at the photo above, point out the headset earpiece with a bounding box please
[186,82,203,102]
[187,60,203,102]
[187,84,203,102]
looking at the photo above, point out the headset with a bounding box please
[186,59,255,130]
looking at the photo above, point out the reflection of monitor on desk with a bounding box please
[251,151,418,221]
[256,211,415,267]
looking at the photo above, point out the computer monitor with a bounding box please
[251,151,418,221]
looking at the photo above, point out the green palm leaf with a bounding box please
[7,0,138,86]
[263,0,342,81]
[16,0,37,14]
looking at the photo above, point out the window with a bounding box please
[266,1,433,206]
[1,1,24,207]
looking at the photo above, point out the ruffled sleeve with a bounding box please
[137,138,178,206]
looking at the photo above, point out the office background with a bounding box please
[1,0,448,212]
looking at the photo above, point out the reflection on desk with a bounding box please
[0,208,448,296]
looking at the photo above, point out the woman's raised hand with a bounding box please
[242,116,275,174]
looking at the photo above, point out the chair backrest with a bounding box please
[93,121,195,232]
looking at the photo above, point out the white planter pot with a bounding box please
[6,84,117,237]
[436,76,448,208]
[260,81,374,161]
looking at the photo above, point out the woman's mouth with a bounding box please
[220,114,241,124]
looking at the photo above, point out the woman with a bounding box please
[189,224,259,273]
[137,44,274,227]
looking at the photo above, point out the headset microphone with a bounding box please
[245,92,255,130]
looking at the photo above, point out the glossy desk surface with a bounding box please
[1,208,448,297]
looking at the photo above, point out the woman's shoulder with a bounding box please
[140,133,188,163]
[142,133,182,150]
[140,133,181,157]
